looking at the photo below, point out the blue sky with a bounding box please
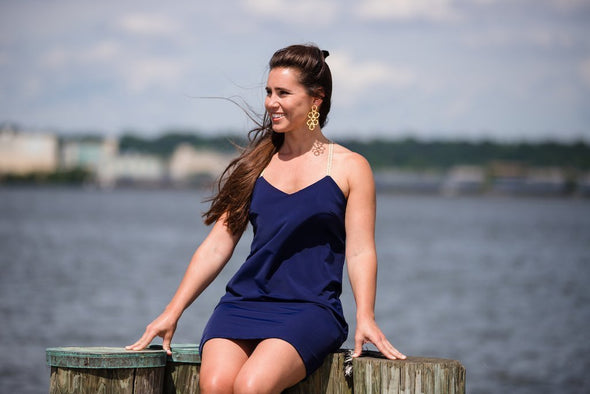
[1,0,589,141]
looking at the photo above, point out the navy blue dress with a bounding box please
[200,145,348,376]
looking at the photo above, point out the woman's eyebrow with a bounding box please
[266,85,292,92]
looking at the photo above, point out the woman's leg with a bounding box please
[199,338,257,394]
[233,338,306,394]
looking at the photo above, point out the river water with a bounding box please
[0,187,589,393]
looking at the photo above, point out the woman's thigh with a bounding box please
[199,338,257,392]
[234,338,306,394]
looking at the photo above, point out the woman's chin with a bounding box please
[271,125,289,133]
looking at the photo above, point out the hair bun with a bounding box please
[321,50,330,59]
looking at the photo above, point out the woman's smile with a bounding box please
[271,112,285,123]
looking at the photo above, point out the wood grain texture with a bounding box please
[47,346,465,393]
[353,353,466,394]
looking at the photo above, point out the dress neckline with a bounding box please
[258,141,335,195]
[259,175,345,199]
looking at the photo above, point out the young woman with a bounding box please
[127,44,405,394]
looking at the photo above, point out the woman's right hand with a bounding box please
[125,310,179,355]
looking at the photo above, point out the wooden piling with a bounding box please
[47,346,465,393]
[162,344,201,394]
[353,351,466,394]
[46,347,166,394]
[284,350,352,394]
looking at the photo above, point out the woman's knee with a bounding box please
[199,338,254,393]
[199,372,235,394]
[233,373,276,394]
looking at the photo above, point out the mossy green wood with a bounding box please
[162,344,201,394]
[46,347,167,369]
[47,347,167,394]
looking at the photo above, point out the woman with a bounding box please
[127,44,405,394]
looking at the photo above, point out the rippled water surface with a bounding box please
[1,187,589,393]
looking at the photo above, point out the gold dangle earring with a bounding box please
[307,104,319,131]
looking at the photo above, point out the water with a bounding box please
[1,187,589,393]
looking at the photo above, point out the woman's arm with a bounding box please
[126,214,242,354]
[344,153,406,360]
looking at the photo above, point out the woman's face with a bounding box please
[265,67,317,133]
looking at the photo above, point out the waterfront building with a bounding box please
[60,137,118,171]
[96,152,166,188]
[373,169,444,194]
[168,143,232,186]
[442,165,486,195]
[0,127,58,175]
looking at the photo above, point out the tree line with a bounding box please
[120,132,590,170]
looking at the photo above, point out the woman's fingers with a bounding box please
[374,337,406,360]
[162,332,173,355]
[126,329,157,351]
[352,337,365,358]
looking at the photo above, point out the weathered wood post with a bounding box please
[46,347,166,394]
[47,346,465,393]
[162,344,201,394]
[353,351,466,394]
[284,350,352,394]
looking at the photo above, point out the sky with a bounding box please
[1,0,589,142]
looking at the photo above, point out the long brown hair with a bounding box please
[203,44,332,235]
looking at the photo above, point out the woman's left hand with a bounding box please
[352,318,406,360]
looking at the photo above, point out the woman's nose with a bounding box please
[266,95,279,109]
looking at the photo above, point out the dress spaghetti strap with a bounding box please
[326,141,334,176]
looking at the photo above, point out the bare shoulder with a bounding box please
[333,143,372,175]
[331,143,374,197]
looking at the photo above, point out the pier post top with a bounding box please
[46,346,167,369]
[46,344,201,369]
[357,351,463,366]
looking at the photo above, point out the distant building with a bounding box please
[168,143,232,186]
[96,153,166,188]
[60,137,118,171]
[0,127,58,175]
[488,161,528,194]
[488,161,568,195]
[576,172,590,196]
[523,167,567,195]
[442,165,485,195]
[374,169,444,194]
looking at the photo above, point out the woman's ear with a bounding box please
[312,87,325,108]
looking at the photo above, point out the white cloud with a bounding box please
[461,27,575,48]
[124,57,189,93]
[23,77,42,99]
[551,0,590,9]
[41,47,70,69]
[356,0,460,21]
[328,53,416,105]
[241,0,339,24]
[41,41,122,69]
[38,40,189,94]
[0,51,9,66]
[117,13,180,36]
[580,58,590,87]
[81,41,122,63]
